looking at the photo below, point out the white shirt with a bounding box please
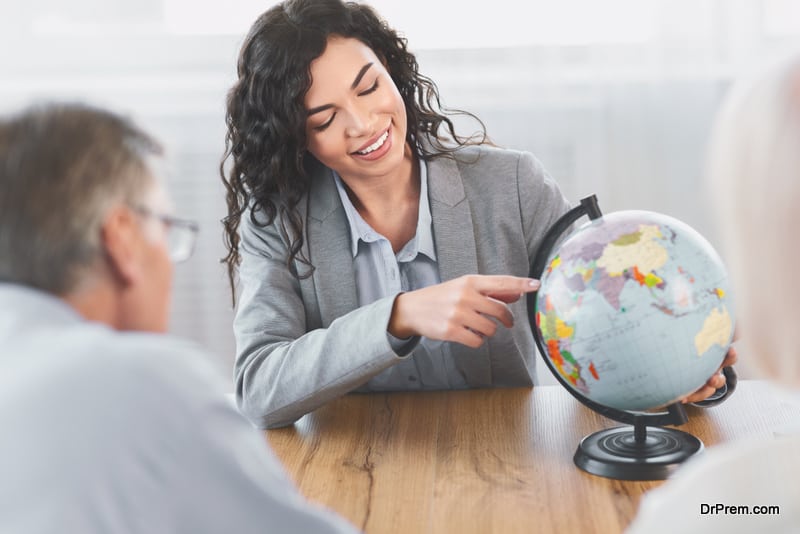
[0,284,358,534]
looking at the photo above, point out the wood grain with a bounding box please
[267,381,799,533]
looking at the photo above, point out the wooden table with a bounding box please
[267,381,800,533]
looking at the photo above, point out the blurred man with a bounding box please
[0,103,358,533]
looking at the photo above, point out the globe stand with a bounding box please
[573,412,703,481]
[528,195,706,481]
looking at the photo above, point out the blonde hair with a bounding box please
[706,52,800,387]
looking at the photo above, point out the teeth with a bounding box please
[356,131,389,155]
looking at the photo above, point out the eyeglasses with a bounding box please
[131,206,199,263]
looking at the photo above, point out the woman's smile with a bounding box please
[352,127,392,160]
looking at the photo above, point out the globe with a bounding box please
[534,209,735,412]
[526,197,738,481]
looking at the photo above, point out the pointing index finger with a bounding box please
[474,275,540,299]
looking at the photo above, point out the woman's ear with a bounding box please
[100,205,143,288]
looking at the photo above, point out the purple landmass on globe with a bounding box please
[593,268,627,310]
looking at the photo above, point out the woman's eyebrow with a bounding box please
[350,62,373,89]
[307,103,333,117]
[306,62,375,117]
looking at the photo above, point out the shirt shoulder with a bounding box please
[2,321,228,440]
[80,327,226,397]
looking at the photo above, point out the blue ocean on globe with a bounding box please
[535,210,735,411]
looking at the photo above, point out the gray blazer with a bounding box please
[234,144,571,428]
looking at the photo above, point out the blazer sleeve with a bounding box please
[233,211,405,429]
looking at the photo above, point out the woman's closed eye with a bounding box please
[310,78,379,131]
[357,78,379,97]
[312,113,336,131]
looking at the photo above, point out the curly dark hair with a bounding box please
[221,0,488,302]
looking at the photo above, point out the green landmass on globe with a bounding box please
[534,210,735,411]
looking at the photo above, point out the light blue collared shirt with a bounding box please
[333,161,467,390]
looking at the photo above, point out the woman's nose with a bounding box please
[343,104,374,138]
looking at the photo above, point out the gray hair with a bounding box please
[0,103,163,294]
[706,52,800,386]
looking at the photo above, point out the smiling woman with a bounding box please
[221,0,570,429]
[220,0,734,430]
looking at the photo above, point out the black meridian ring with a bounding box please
[526,194,690,428]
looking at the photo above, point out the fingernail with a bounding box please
[528,279,541,290]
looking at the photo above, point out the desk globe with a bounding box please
[527,196,735,480]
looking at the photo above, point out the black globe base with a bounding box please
[573,425,704,481]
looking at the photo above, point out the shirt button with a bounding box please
[408,375,417,382]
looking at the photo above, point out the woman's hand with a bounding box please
[388,275,540,348]
[681,346,738,404]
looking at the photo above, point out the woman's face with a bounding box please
[303,36,409,183]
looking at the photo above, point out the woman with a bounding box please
[221,0,732,429]
[626,53,800,533]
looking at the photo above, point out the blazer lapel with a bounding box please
[306,165,359,328]
[427,156,493,387]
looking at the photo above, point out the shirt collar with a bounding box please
[333,159,436,261]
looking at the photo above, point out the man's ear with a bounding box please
[100,205,142,288]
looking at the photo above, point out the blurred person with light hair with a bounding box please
[626,53,800,534]
[0,103,358,533]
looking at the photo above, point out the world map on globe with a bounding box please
[534,210,735,412]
